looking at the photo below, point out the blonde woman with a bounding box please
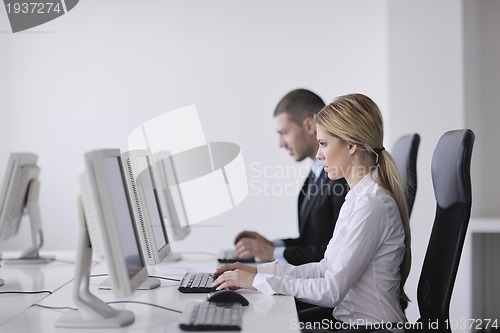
[212,93,411,330]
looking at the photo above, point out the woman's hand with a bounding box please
[212,263,257,291]
[214,262,257,276]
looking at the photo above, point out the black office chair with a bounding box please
[391,133,420,217]
[413,129,475,332]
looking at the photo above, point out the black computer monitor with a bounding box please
[0,152,52,263]
[55,149,149,328]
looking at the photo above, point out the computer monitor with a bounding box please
[0,263,4,286]
[55,149,149,329]
[0,152,52,264]
[122,150,180,264]
[151,151,191,241]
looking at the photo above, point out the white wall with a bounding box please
[464,0,500,218]
[387,0,464,323]
[0,1,389,253]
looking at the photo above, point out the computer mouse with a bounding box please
[206,289,249,306]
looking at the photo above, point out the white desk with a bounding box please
[0,252,76,327]
[1,253,300,333]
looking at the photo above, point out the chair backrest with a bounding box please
[391,133,420,216]
[417,129,475,330]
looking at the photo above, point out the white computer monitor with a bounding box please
[55,149,149,329]
[0,263,4,286]
[151,151,191,241]
[122,150,177,264]
[0,152,52,263]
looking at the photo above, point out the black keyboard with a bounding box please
[179,301,243,331]
[217,250,255,264]
[178,272,216,293]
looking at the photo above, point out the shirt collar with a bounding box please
[345,168,378,202]
[311,159,324,180]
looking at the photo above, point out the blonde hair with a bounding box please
[315,93,411,302]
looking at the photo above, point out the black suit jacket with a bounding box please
[282,170,348,265]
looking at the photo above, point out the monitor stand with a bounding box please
[98,252,180,290]
[3,179,54,265]
[97,251,181,290]
[55,199,134,329]
[99,277,160,291]
[164,252,182,262]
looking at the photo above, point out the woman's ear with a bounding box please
[348,143,357,155]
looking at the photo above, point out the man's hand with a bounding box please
[234,232,275,262]
[234,231,273,246]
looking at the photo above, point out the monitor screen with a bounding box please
[101,156,144,279]
[152,153,190,241]
[83,149,148,297]
[0,153,38,241]
[122,150,171,265]
[136,157,168,251]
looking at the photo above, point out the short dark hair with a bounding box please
[274,89,325,125]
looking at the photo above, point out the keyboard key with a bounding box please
[217,250,255,264]
[179,301,243,331]
[178,273,216,293]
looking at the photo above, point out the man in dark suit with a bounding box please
[233,89,348,265]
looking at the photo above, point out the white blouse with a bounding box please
[252,170,407,324]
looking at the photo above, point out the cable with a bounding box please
[51,259,75,264]
[89,274,180,282]
[178,250,218,257]
[90,273,109,278]
[31,304,77,311]
[31,301,182,314]
[0,257,56,262]
[148,275,181,282]
[0,290,52,295]
[107,301,182,314]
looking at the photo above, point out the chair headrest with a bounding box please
[392,133,420,174]
[431,129,475,209]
